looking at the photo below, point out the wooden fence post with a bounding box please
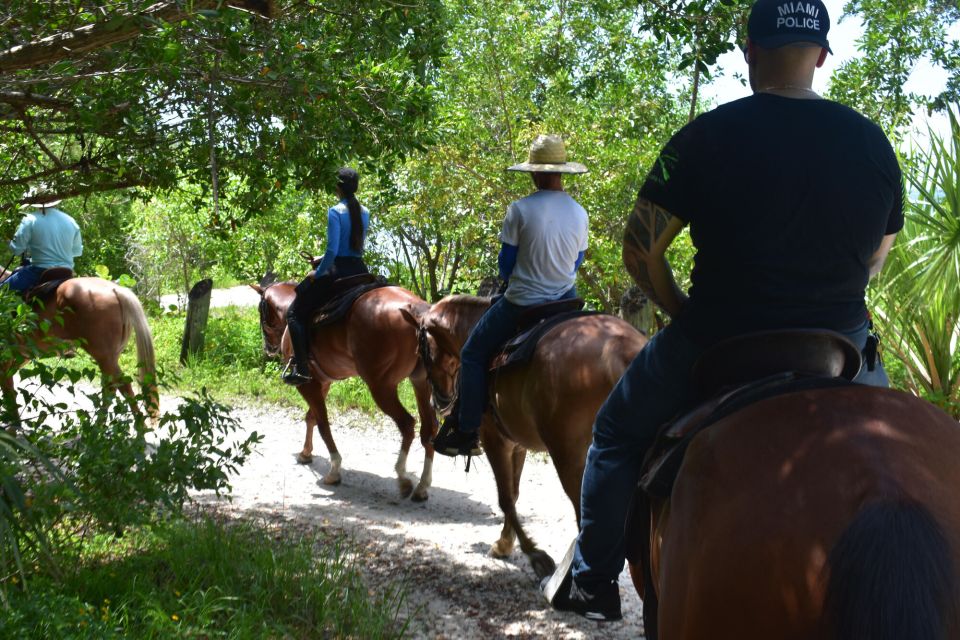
[180,278,213,365]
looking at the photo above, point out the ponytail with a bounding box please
[346,194,364,253]
[336,167,364,253]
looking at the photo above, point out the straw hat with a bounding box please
[21,184,62,208]
[507,134,588,174]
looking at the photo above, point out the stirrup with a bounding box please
[281,360,312,386]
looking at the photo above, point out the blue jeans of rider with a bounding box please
[0,265,44,293]
[458,287,578,432]
[571,319,888,589]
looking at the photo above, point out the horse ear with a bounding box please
[249,283,264,296]
[400,304,430,329]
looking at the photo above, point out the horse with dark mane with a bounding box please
[251,280,439,501]
[1,268,158,420]
[625,352,960,639]
[403,294,647,577]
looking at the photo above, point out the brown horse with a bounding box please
[1,268,158,419]
[251,281,439,501]
[402,294,647,577]
[629,385,960,639]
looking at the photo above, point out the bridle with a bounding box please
[257,287,281,357]
[416,324,459,416]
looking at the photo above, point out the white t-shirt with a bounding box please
[499,190,588,306]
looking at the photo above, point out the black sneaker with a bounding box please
[281,360,312,386]
[541,545,622,622]
[431,416,482,457]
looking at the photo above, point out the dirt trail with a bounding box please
[191,399,646,639]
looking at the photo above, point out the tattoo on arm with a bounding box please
[622,196,673,310]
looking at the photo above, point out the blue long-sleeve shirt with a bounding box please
[315,199,370,276]
[497,243,584,282]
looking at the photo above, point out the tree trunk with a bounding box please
[619,285,659,337]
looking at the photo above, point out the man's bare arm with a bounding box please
[622,195,688,318]
[868,233,897,279]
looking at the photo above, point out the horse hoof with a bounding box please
[411,490,429,503]
[296,453,313,464]
[398,478,414,499]
[489,539,514,559]
[322,474,341,486]
[529,550,556,580]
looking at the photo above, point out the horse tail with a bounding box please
[824,499,956,640]
[113,286,159,421]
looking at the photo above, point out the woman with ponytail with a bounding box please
[283,167,370,385]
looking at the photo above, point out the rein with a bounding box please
[416,324,459,415]
[0,254,16,284]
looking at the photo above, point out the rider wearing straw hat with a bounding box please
[432,134,589,457]
[2,186,82,293]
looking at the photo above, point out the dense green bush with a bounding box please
[0,291,261,596]
[872,109,960,417]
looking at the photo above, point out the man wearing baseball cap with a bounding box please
[544,0,903,622]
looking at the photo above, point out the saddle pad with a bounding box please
[489,310,601,373]
[310,278,388,328]
[639,373,855,499]
[25,277,72,305]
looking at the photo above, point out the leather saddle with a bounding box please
[624,329,862,640]
[488,297,597,373]
[24,267,75,304]
[639,329,861,499]
[309,273,387,328]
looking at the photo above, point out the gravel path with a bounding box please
[159,284,261,311]
[149,287,645,637]
[190,398,646,639]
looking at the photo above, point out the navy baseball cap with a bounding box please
[748,0,832,53]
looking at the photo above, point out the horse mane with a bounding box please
[444,293,490,309]
[432,294,492,345]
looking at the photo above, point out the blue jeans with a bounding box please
[572,319,888,586]
[0,265,44,293]
[458,287,577,431]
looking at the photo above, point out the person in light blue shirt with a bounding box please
[2,190,82,293]
[282,167,371,385]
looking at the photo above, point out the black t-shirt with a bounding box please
[640,93,904,346]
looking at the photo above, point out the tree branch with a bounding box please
[21,110,67,170]
[0,91,73,111]
[0,1,273,73]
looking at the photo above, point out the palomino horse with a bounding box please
[251,281,439,501]
[403,294,647,577]
[629,384,960,639]
[1,268,158,419]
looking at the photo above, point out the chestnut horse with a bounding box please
[251,281,439,501]
[402,294,647,577]
[1,268,158,419]
[629,385,960,639]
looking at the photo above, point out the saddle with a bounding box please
[488,298,597,373]
[24,267,74,304]
[309,273,388,328]
[639,329,861,499]
[624,329,862,640]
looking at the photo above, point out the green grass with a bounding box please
[1,515,409,639]
[48,305,418,416]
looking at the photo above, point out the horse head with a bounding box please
[400,294,491,416]
[250,281,296,358]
